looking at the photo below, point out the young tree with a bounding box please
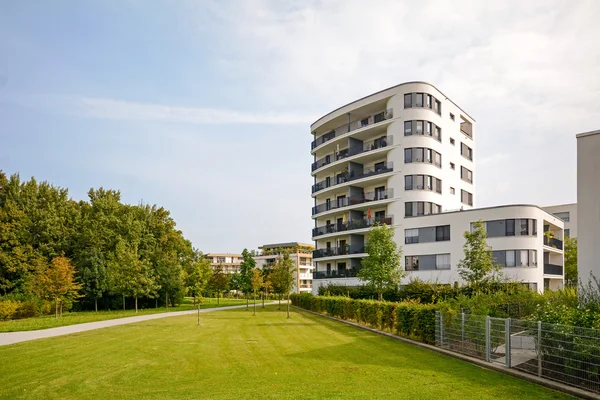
[188,256,212,325]
[239,249,256,309]
[357,223,403,301]
[271,252,296,318]
[564,236,578,287]
[36,256,83,318]
[262,270,272,308]
[208,265,230,305]
[250,268,264,316]
[457,220,501,290]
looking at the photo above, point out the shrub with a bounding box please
[0,300,20,320]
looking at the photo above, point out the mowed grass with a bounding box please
[0,306,572,400]
[0,298,246,332]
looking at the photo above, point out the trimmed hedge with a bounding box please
[291,293,436,344]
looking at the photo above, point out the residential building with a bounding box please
[576,130,600,287]
[310,82,564,293]
[253,242,314,293]
[205,253,243,274]
[543,203,577,238]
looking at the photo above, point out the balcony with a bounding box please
[311,136,393,172]
[312,188,393,215]
[313,269,360,279]
[543,236,563,250]
[312,162,394,194]
[544,263,563,276]
[311,109,393,150]
[313,244,365,259]
[312,216,393,238]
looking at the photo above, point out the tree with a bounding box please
[457,220,501,290]
[229,272,242,297]
[564,236,578,287]
[262,270,272,308]
[188,256,212,326]
[239,249,255,309]
[35,256,83,318]
[357,223,403,301]
[208,266,230,305]
[250,268,264,316]
[271,252,296,318]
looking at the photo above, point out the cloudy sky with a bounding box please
[1,0,598,252]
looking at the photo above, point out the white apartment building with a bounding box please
[310,82,564,293]
[576,130,600,287]
[543,203,577,238]
[205,253,243,274]
[253,242,314,293]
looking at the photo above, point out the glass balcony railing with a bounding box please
[313,269,360,279]
[543,236,563,250]
[311,109,393,150]
[543,263,563,275]
[311,136,393,172]
[313,244,365,259]
[312,162,394,194]
[312,188,393,215]
[312,216,393,237]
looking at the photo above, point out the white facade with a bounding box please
[543,203,577,238]
[310,82,563,294]
[253,242,314,293]
[205,253,243,274]
[577,130,600,287]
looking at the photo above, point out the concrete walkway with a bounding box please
[0,303,273,347]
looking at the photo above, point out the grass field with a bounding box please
[0,306,572,400]
[0,297,247,332]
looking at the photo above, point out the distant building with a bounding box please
[205,253,243,274]
[543,203,577,238]
[253,242,314,293]
[577,130,600,287]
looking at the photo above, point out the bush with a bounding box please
[0,300,20,320]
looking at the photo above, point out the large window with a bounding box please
[554,212,570,222]
[405,253,450,271]
[461,190,473,206]
[404,148,442,167]
[436,225,451,241]
[416,120,423,135]
[404,175,442,193]
[403,120,442,142]
[436,254,451,270]
[461,142,473,160]
[477,219,538,237]
[405,256,419,271]
[492,249,537,267]
[405,225,450,244]
[461,166,473,183]
[404,121,412,136]
[405,202,442,217]
[405,229,419,244]
[415,93,423,107]
[404,94,412,108]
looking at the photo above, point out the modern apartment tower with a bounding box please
[310,82,564,293]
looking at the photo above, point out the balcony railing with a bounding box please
[313,269,360,279]
[311,136,393,172]
[312,216,393,237]
[544,263,563,275]
[543,236,563,250]
[312,188,393,215]
[311,109,393,150]
[313,244,366,259]
[312,162,394,194]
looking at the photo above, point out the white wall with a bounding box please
[543,203,577,238]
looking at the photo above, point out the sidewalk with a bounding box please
[0,303,270,347]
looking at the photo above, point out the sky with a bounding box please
[1,0,599,253]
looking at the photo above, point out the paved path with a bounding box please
[0,303,274,347]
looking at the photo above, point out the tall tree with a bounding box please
[187,256,212,326]
[564,236,578,287]
[357,223,403,301]
[239,249,255,309]
[457,220,501,290]
[35,256,83,318]
[271,252,296,318]
[250,268,264,316]
[208,266,230,305]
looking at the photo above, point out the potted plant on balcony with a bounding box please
[544,230,556,248]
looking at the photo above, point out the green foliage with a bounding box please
[564,236,578,287]
[208,266,230,300]
[356,223,403,301]
[238,249,255,295]
[457,220,501,288]
[0,300,19,320]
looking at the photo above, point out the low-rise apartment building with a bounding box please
[205,253,243,274]
[253,242,314,293]
[543,203,577,238]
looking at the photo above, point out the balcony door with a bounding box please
[374,186,385,200]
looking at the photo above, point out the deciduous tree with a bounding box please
[457,220,501,290]
[564,236,578,287]
[35,255,83,318]
[208,266,230,305]
[250,268,264,316]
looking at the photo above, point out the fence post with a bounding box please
[485,316,491,362]
[439,312,444,347]
[537,320,542,377]
[461,312,465,354]
[505,318,511,368]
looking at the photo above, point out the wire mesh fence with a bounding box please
[435,311,600,394]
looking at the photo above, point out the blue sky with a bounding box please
[1,0,599,252]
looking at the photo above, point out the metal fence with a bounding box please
[435,311,600,394]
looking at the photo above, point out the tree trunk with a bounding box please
[95,297,98,312]
[123,294,126,311]
[278,295,281,311]
[217,293,220,305]
[286,293,290,319]
[135,296,138,313]
[155,298,158,308]
[378,291,383,302]
[165,292,169,309]
[60,301,63,317]
[55,298,59,319]
[262,291,265,308]
[246,295,249,310]
[253,290,256,316]
[197,303,200,326]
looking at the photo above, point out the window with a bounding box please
[217,257,226,263]
[520,219,529,235]
[404,121,412,136]
[434,151,442,167]
[416,120,423,135]
[405,202,413,217]
[436,225,450,241]
[565,229,570,237]
[506,250,516,267]
[554,212,570,222]
[461,190,473,206]
[425,148,432,163]
[435,100,441,114]
[450,113,455,121]
[405,256,419,271]
[404,94,412,108]
[461,143,473,160]
[417,201,424,215]
[405,202,441,216]
[450,187,455,195]
[416,93,423,107]
[405,229,419,244]
[415,175,424,190]
[436,254,451,270]
[426,94,432,108]
[425,121,432,136]
[404,148,412,163]
[404,175,413,190]
[520,250,529,267]
[506,219,515,236]
[434,126,441,141]
[435,178,442,194]
[415,148,424,162]
[461,166,473,183]
[450,138,455,145]
[450,162,455,170]
[532,220,537,236]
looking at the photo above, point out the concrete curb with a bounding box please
[293,306,598,400]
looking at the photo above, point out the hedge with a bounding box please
[291,293,436,344]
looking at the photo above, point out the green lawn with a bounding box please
[0,297,247,332]
[0,306,571,400]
